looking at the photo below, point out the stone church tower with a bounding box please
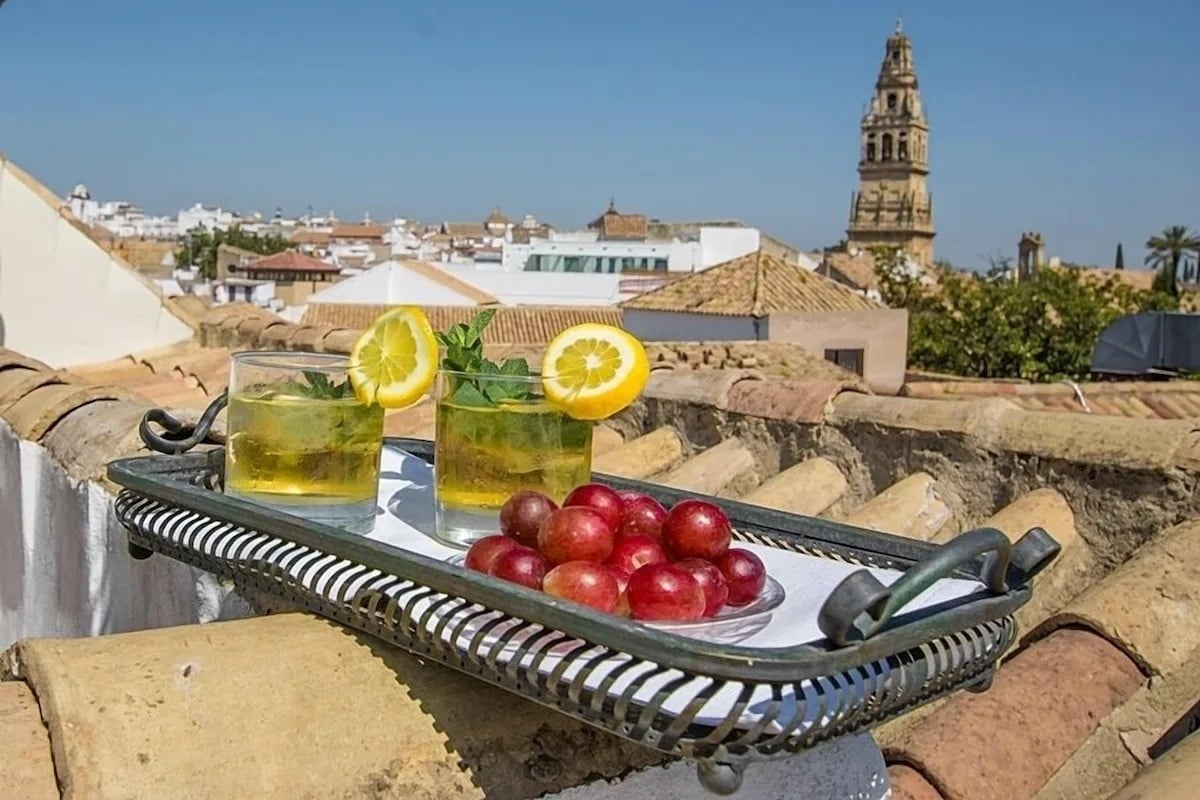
[847,21,936,264]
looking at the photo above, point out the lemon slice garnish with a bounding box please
[540,324,649,420]
[348,306,438,409]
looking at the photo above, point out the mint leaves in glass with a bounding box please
[225,351,384,534]
[433,311,593,548]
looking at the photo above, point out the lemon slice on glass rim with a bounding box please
[348,306,439,409]
[540,324,650,420]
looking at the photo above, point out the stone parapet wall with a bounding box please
[903,378,1200,399]
[626,369,1200,576]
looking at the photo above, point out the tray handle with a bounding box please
[139,392,228,455]
[817,526,1060,647]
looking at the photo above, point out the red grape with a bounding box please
[608,565,631,594]
[537,506,615,565]
[488,546,548,590]
[661,499,732,561]
[618,496,668,539]
[604,533,667,575]
[499,490,559,548]
[713,549,766,606]
[465,535,520,574]
[616,489,646,506]
[563,483,623,532]
[625,563,706,621]
[543,561,620,614]
[674,558,730,617]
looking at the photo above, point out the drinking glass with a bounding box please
[224,351,384,534]
[434,369,593,548]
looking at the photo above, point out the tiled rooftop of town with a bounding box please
[621,249,880,315]
[4,303,1200,798]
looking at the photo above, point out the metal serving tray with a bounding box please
[109,421,1058,795]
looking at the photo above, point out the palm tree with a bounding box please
[1146,225,1200,296]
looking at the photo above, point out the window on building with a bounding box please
[824,348,865,377]
[866,133,876,162]
[653,258,668,271]
[891,49,900,62]
[887,93,897,110]
[898,133,908,161]
[881,133,893,161]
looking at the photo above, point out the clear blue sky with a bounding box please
[1,0,1196,269]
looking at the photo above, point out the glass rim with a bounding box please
[439,368,547,382]
[231,350,350,373]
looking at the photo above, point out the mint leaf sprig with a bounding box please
[275,370,356,400]
[435,309,535,407]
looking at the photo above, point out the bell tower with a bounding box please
[847,20,936,264]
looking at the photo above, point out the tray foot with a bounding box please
[128,541,154,560]
[965,668,995,693]
[697,759,745,795]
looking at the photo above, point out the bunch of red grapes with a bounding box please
[464,483,767,622]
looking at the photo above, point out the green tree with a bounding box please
[1145,225,1200,297]
[176,226,293,280]
[873,246,1180,381]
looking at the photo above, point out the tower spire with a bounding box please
[845,23,935,264]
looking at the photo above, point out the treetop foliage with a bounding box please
[175,226,292,279]
[873,246,1180,381]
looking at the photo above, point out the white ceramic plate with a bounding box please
[447,554,786,645]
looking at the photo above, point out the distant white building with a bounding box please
[497,204,766,276]
[176,203,239,235]
[65,184,176,239]
[305,260,501,307]
[440,265,621,306]
[215,278,278,307]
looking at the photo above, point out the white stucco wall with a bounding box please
[697,226,760,268]
[307,261,483,306]
[0,158,194,367]
[0,420,248,650]
[442,267,621,305]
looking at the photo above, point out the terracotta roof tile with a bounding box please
[441,222,489,240]
[3,382,135,441]
[329,223,384,241]
[903,378,1200,421]
[0,368,75,407]
[163,295,212,328]
[621,250,879,315]
[819,249,880,291]
[885,628,1144,800]
[587,201,648,240]
[301,304,624,345]
[291,229,331,245]
[239,250,340,274]
[1032,519,1200,676]
[0,348,51,372]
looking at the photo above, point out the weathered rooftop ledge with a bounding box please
[3,305,1200,798]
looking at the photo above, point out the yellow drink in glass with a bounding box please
[434,370,592,548]
[224,352,384,533]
